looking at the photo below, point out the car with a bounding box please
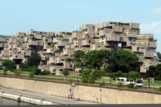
[117,77,134,86]
[134,79,144,87]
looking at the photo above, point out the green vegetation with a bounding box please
[2,59,16,71]
[74,49,140,83]
[80,69,106,83]
[1,49,161,91]
[128,71,140,81]
[26,51,41,67]
[147,64,161,80]
[108,50,139,73]
[157,52,161,61]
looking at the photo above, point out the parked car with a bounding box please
[117,77,144,87]
[117,77,134,86]
[134,79,144,87]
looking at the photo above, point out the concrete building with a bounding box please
[0,21,158,75]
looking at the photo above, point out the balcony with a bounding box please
[12,55,24,64]
[113,26,123,33]
[28,40,44,50]
[28,40,43,46]
[130,23,140,29]
[148,42,156,49]
[33,34,42,40]
[47,57,55,65]
[106,35,120,42]
[81,40,90,47]
[24,51,31,57]
[144,50,155,59]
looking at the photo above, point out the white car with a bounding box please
[117,77,134,86]
[134,80,144,87]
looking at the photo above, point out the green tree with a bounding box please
[27,51,41,67]
[157,52,161,61]
[146,65,156,78]
[152,64,161,80]
[2,59,16,71]
[128,71,140,80]
[80,69,106,83]
[73,50,85,68]
[83,50,110,69]
[108,50,139,73]
[63,69,69,79]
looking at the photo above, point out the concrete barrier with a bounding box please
[1,77,161,104]
[0,91,54,105]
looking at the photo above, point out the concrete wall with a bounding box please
[0,77,161,104]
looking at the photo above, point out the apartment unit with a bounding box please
[0,22,157,75]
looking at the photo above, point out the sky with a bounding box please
[0,0,161,51]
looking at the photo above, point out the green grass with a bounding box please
[2,70,161,90]
[144,79,161,89]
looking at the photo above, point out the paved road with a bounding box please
[0,97,30,105]
[0,87,96,105]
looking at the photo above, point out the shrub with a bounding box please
[128,83,135,88]
[80,69,106,83]
[29,72,34,78]
[15,70,21,76]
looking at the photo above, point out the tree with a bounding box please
[146,65,156,78]
[157,52,161,61]
[73,49,140,83]
[128,71,140,80]
[2,59,16,71]
[153,64,161,80]
[73,50,85,68]
[62,69,69,78]
[80,69,106,83]
[27,51,41,67]
[83,50,110,69]
[147,64,161,80]
[108,50,139,73]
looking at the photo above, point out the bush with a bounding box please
[128,71,140,81]
[99,80,105,87]
[128,83,135,88]
[117,82,123,87]
[14,70,21,76]
[3,70,7,75]
[33,69,50,75]
[29,72,34,78]
[80,69,106,83]
[108,71,127,79]
[159,87,161,91]
[62,69,69,77]
[2,59,16,71]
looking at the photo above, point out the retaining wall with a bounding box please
[0,77,161,104]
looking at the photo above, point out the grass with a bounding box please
[144,79,161,89]
[2,69,161,91]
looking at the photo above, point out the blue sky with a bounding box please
[0,0,161,51]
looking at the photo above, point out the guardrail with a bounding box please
[0,91,54,105]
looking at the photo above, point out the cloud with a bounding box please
[141,21,161,51]
[153,7,161,16]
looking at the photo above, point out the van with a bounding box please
[117,77,133,85]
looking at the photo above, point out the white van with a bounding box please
[117,77,133,85]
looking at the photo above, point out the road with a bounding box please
[0,86,96,105]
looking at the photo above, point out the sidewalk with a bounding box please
[0,86,96,105]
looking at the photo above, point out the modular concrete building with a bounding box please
[0,21,158,75]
